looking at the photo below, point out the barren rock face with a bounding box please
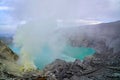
[0,40,18,61]
[0,40,22,79]
[62,21,120,54]
[0,40,46,80]
[43,57,120,80]
[43,21,120,80]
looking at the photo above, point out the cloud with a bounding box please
[12,0,120,69]
[0,25,17,35]
[0,6,13,10]
[12,0,120,22]
[57,19,102,27]
[14,20,70,69]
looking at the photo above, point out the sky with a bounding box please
[0,0,17,35]
[0,0,120,34]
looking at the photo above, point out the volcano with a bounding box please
[0,20,120,80]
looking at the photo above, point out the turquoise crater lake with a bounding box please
[9,44,95,69]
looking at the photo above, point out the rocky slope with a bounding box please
[0,21,120,80]
[0,40,18,61]
[0,40,21,79]
[0,40,46,80]
[43,53,120,80]
[61,20,120,54]
[43,21,120,80]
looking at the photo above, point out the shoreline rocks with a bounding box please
[43,54,120,80]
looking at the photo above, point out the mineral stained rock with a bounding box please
[0,40,18,61]
[0,40,21,79]
[0,40,47,80]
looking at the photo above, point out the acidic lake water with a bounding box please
[9,44,95,69]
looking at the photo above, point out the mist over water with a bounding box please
[12,20,95,69]
[13,20,64,68]
[11,0,99,69]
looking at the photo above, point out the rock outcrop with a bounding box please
[0,40,21,79]
[61,21,120,54]
[43,55,120,80]
[43,21,120,80]
[0,40,47,80]
[0,40,18,61]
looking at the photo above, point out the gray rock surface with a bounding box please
[0,40,21,79]
[61,21,120,54]
[43,56,120,80]
[43,21,120,80]
[0,40,18,61]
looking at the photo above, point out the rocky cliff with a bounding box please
[43,53,120,80]
[0,40,21,79]
[0,40,18,61]
[0,40,46,80]
[62,21,120,54]
[43,21,120,80]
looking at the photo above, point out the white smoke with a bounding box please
[12,0,120,70]
[14,19,69,69]
[13,0,120,22]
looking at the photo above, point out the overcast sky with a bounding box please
[13,0,120,22]
[0,0,120,34]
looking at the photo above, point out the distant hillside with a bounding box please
[43,21,120,80]
[60,20,120,53]
[0,34,13,45]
